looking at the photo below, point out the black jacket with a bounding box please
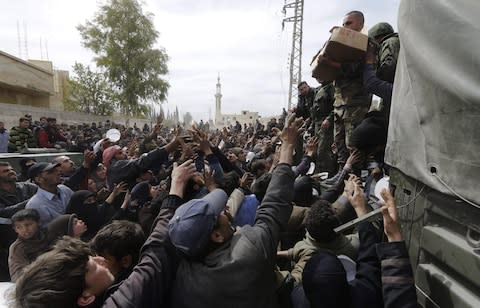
[102,194,183,307]
[106,147,169,190]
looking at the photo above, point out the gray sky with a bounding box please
[1,0,400,121]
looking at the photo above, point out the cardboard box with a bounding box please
[311,50,339,81]
[311,27,369,81]
[325,26,368,62]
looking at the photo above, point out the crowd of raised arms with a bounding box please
[0,10,415,308]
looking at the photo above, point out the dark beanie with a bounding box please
[131,182,152,208]
[350,112,387,150]
[294,176,315,207]
[302,251,349,308]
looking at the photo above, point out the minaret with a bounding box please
[215,75,222,125]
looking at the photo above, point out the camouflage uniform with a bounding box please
[8,126,37,152]
[310,82,336,173]
[295,88,316,164]
[368,22,400,120]
[369,22,400,83]
[333,64,372,166]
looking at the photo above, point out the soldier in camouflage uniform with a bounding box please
[320,11,372,183]
[296,81,316,120]
[295,81,316,164]
[310,81,336,174]
[366,22,400,122]
[369,22,400,83]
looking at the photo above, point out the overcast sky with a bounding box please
[1,0,400,121]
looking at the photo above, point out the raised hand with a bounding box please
[277,113,304,165]
[120,191,131,209]
[170,159,197,198]
[82,149,97,168]
[345,149,362,170]
[321,118,330,130]
[306,136,319,156]
[239,172,254,191]
[203,165,216,192]
[345,175,367,217]
[379,188,403,242]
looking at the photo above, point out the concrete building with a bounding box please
[214,76,260,128]
[0,50,150,129]
[0,51,67,111]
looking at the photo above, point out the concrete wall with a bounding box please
[0,51,54,97]
[0,102,151,130]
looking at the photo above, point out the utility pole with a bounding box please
[282,0,304,110]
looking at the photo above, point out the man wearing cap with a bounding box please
[168,114,303,308]
[25,162,73,227]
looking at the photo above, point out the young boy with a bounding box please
[90,220,145,283]
[8,209,51,282]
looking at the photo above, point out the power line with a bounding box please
[282,0,304,110]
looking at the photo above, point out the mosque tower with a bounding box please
[215,75,222,125]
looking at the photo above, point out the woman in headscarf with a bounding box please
[65,182,128,240]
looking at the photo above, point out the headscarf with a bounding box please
[66,190,102,240]
[102,145,122,168]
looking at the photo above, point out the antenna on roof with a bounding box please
[23,21,29,59]
[40,37,44,60]
[45,40,49,60]
[17,20,22,58]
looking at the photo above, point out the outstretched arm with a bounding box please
[103,160,196,308]
[376,189,417,308]
[254,114,304,256]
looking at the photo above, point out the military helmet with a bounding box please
[368,22,394,38]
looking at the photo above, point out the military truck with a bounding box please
[386,1,480,307]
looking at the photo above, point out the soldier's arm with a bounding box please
[377,38,400,83]
[363,64,393,100]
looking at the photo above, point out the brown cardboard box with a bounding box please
[311,27,369,81]
[311,50,339,82]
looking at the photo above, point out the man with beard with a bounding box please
[25,162,73,227]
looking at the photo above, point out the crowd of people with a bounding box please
[0,115,155,153]
[0,9,415,308]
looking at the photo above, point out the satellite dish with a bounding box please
[106,129,121,142]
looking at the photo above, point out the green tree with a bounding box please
[78,0,169,117]
[65,62,116,115]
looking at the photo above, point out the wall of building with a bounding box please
[0,51,54,97]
